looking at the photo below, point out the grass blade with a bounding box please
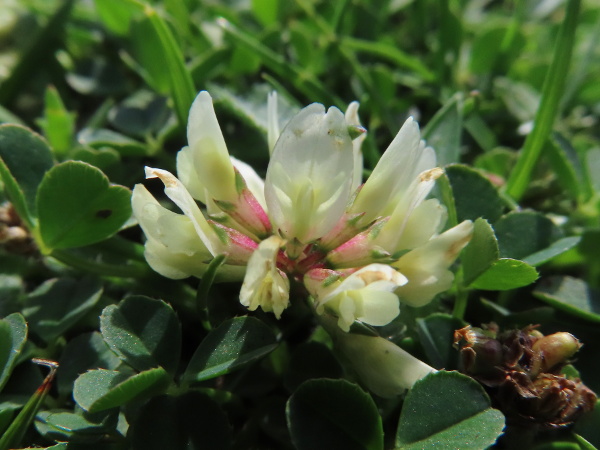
[505,0,581,201]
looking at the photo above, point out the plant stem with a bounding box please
[50,249,149,278]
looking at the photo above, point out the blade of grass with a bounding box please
[0,360,58,450]
[505,0,581,201]
[141,3,196,128]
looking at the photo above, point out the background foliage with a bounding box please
[0,0,599,448]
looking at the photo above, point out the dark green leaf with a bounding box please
[574,400,600,448]
[422,94,463,166]
[36,161,131,250]
[494,211,558,260]
[35,409,118,443]
[462,218,499,286]
[287,378,383,450]
[470,258,538,290]
[395,371,504,449]
[415,314,464,370]
[77,128,147,157]
[183,316,277,382]
[100,296,181,375]
[130,392,232,450]
[533,276,600,323]
[445,164,504,223]
[73,367,170,413]
[56,332,121,397]
[0,124,54,227]
[22,277,103,343]
[0,313,27,392]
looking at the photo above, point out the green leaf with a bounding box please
[0,124,54,228]
[36,161,132,251]
[0,313,27,393]
[494,211,558,260]
[138,5,196,128]
[522,236,581,266]
[533,276,600,323]
[56,332,122,397]
[506,0,581,200]
[107,91,170,138]
[94,0,140,35]
[77,128,147,157]
[415,314,464,370]
[575,400,600,448]
[445,164,504,223]
[37,86,76,158]
[35,409,118,443]
[287,378,383,450]
[462,218,499,286]
[73,367,170,413]
[395,371,504,449]
[22,277,103,343]
[183,316,277,382]
[422,94,463,166]
[470,258,538,290]
[130,392,232,449]
[100,295,181,375]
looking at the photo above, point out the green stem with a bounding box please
[505,0,581,200]
[196,254,228,330]
[50,249,149,278]
[452,268,468,320]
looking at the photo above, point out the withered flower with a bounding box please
[454,324,596,429]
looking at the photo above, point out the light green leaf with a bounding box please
[73,367,170,413]
[462,218,499,286]
[395,371,504,449]
[470,258,539,290]
[36,161,131,251]
[523,236,581,266]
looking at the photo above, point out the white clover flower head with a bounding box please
[132,90,473,331]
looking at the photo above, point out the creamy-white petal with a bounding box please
[393,220,474,307]
[264,104,354,243]
[351,117,436,223]
[187,91,237,202]
[144,167,223,256]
